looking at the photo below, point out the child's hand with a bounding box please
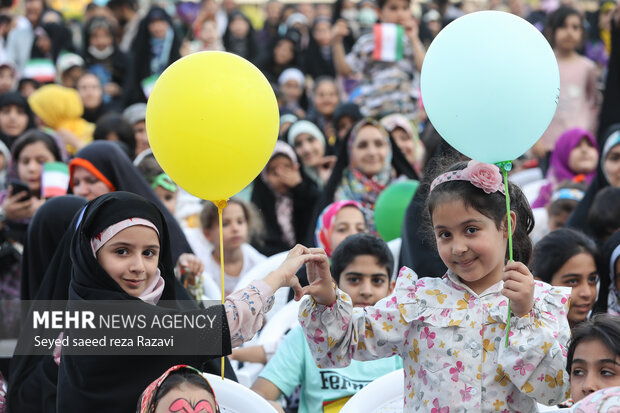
[403,14,420,42]
[176,253,205,285]
[263,245,324,301]
[275,164,302,188]
[502,261,535,317]
[331,19,350,44]
[302,248,336,306]
[318,156,337,184]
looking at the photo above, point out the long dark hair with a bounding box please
[427,161,534,264]
[11,130,62,162]
[566,314,620,374]
[530,228,598,283]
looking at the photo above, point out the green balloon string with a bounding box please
[496,161,513,348]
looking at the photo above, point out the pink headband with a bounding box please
[91,218,160,256]
[430,160,505,195]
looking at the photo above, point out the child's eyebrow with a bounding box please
[434,219,485,230]
[572,358,620,366]
[343,271,389,278]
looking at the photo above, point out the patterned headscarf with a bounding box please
[571,386,620,413]
[138,365,219,413]
[314,200,364,257]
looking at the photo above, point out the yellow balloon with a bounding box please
[146,51,278,201]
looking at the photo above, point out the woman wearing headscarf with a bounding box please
[125,7,182,105]
[251,141,319,256]
[256,33,299,83]
[314,200,366,258]
[380,113,426,177]
[223,10,259,62]
[20,195,86,301]
[68,140,192,262]
[306,77,340,151]
[287,119,333,189]
[28,84,95,155]
[594,230,620,315]
[0,91,36,150]
[313,118,416,234]
[7,196,86,413]
[532,128,599,208]
[81,16,128,107]
[567,124,620,234]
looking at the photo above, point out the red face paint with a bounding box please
[168,398,214,413]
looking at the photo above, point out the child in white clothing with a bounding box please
[298,160,572,412]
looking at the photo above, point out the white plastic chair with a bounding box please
[203,372,278,412]
[387,238,402,280]
[340,368,404,413]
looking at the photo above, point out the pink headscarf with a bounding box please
[314,200,363,257]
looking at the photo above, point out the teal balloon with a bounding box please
[375,180,419,242]
[420,11,559,164]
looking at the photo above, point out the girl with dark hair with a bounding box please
[93,112,136,159]
[0,130,63,241]
[535,6,598,156]
[257,33,299,83]
[299,160,572,411]
[566,314,620,403]
[306,77,340,149]
[0,92,36,150]
[303,18,335,79]
[531,228,599,327]
[137,365,220,413]
[223,10,259,62]
[125,7,182,104]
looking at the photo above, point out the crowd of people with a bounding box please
[0,0,618,410]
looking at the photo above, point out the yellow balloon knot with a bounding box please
[214,199,228,211]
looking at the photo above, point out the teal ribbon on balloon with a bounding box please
[495,161,513,347]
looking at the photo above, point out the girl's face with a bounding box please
[350,125,389,177]
[294,132,324,168]
[554,14,583,52]
[274,39,294,65]
[204,202,248,251]
[17,141,56,193]
[154,186,177,215]
[0,103,29,137]
[604,145,620,187]
[200,20,218,45]
[313,20,332,47]
[230,15,250,38]
[570,338,620,402]
[97,225,160,297]
[314,81,339,117]
[0,67,15,93]
[149,18,169,40]
[391,127,416,164]
[90,27,113,51]
[154,382,217,413]
[568,137,598,175]
[549,252,598,326]
[77,74,103,110]
[72,166,112,201]
[329,206,367,251]
[282,79,302,103]
[432,199,510,294]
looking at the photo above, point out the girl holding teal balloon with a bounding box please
[298,159,572,412]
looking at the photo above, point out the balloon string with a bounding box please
[496,161,513,348]
[215,199,228,379]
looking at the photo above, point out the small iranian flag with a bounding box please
[141,74,159,98]
[23,58,56,83]
[42,162,69,198]
[372,23,404,62]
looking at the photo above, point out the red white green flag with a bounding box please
[372,23,404,62]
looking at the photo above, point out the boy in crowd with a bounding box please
[251,233,402,412]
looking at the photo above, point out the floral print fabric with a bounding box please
[299,267,571,412]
